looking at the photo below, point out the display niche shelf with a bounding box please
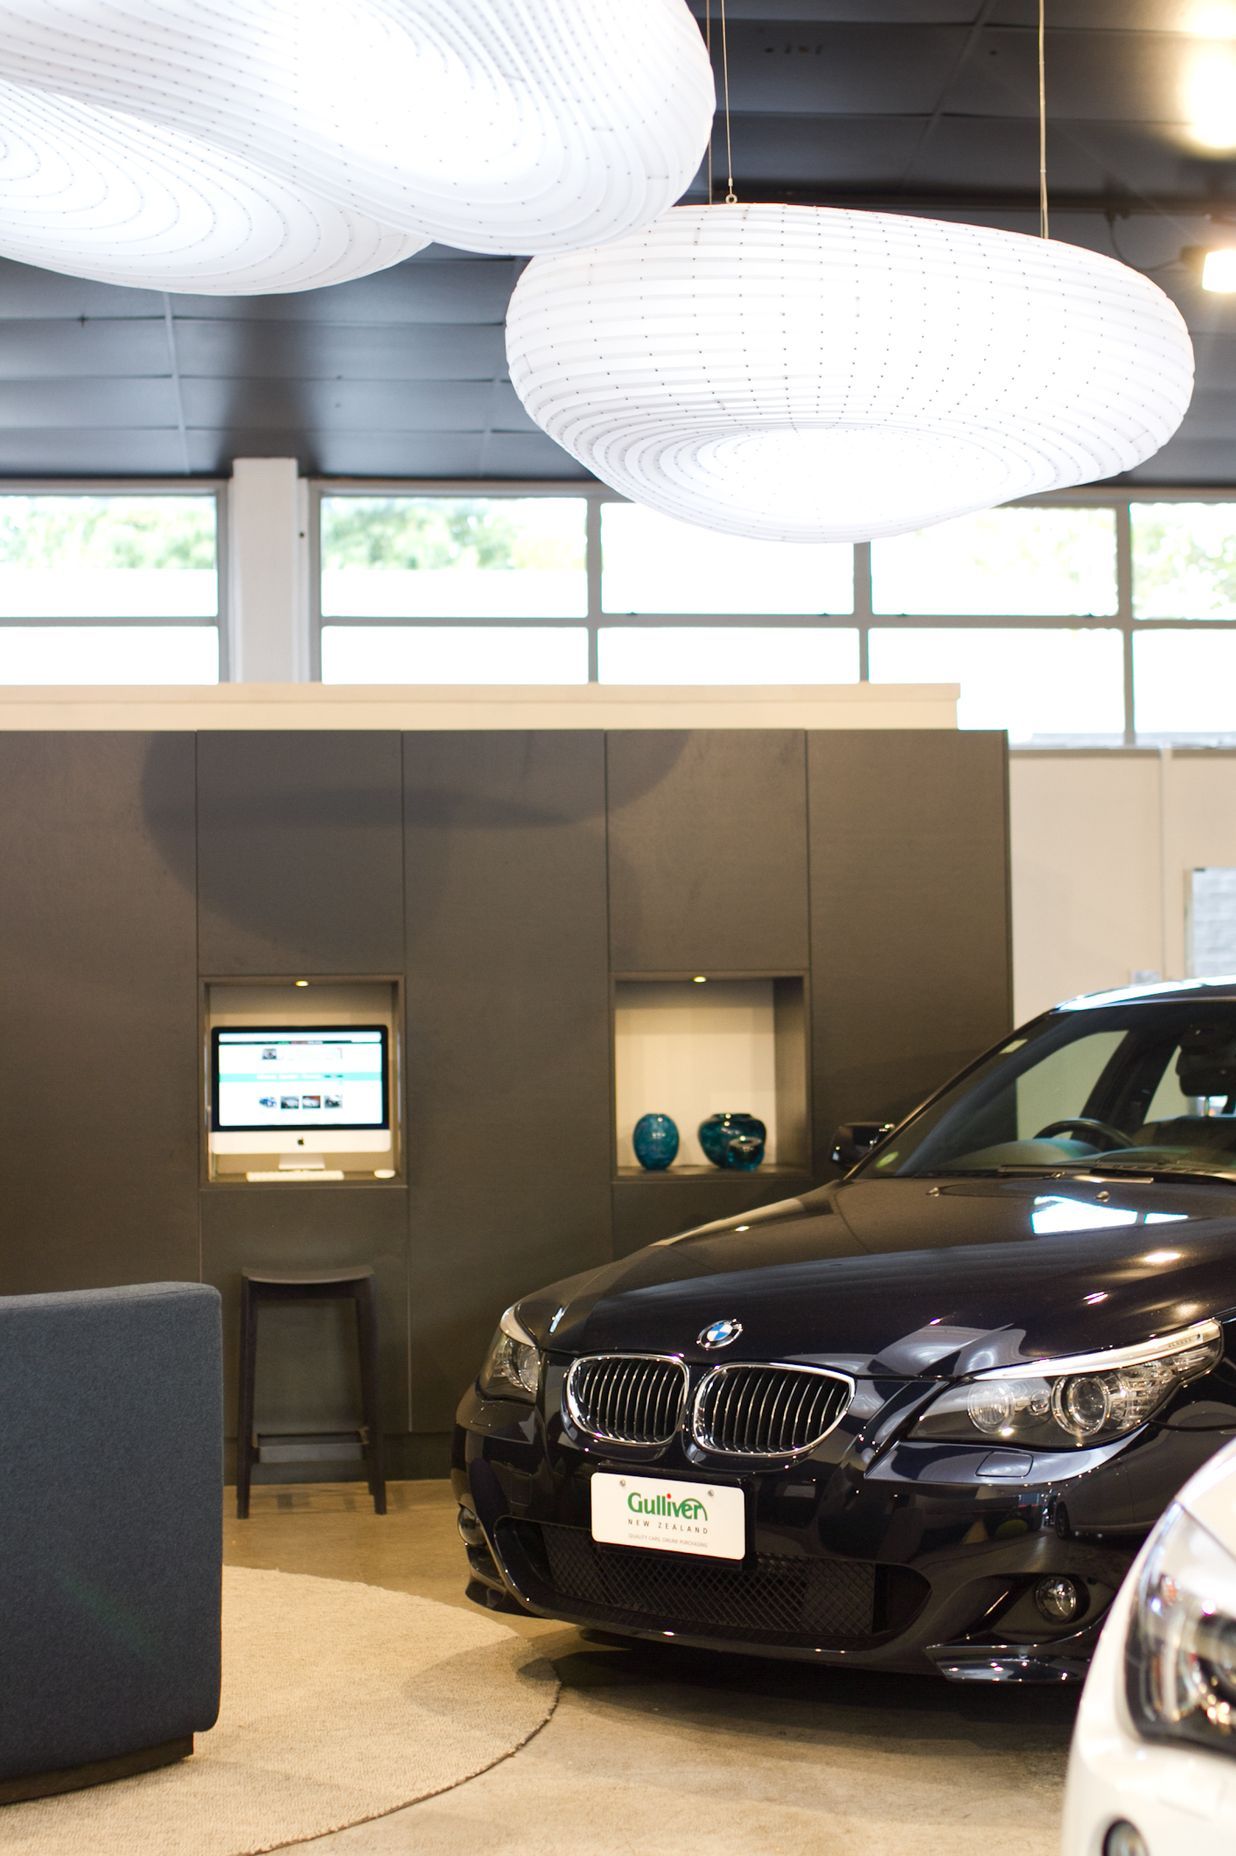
[202,975,404,1188]
[612,972,810,1185]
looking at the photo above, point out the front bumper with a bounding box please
[451,1373,1212,1681]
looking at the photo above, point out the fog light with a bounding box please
[456,1505,484,1548]
[1103,1823,1148,1856]
[1034,1575,1083,1623]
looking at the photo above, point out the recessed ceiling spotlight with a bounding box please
[1202,245,1236,291]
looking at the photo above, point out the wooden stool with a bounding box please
[236,1266,386,1519]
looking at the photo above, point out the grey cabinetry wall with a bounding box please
[196,730,404,974]
[0,724,1012,1472]
[808,731,1011,1165]
[0,733,198,1292]
[607,731,809,972]
[404,732,612,1432]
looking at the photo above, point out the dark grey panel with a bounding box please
[180,377,494,434]
[480,433,589,477]
[0,260,164,320]
[0,378,181,428]
[908,118,1213,195]
[990,0,1208,25]
[808,731,1011,1170]
[0,430,190,474]
[689,1,983,16]
[607,732,809,974]
[0,733,199,1291]
[952,28,1195,120]
[488,380,541,432]
[172,256,518,326]
[718,22,968,111]
[612,1172,816,1258]
[1122,440,1236,482]
[404,732,611,1430]
[200,1186,409,1436]
[0,318,169,378]
[174,320,505,381]
[688,115,931,187]
[197,732,404,975]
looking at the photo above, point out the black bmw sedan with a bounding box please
[453,979,1236,1682]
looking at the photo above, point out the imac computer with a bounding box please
[209,1025,392,1177]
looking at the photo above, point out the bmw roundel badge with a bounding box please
[698,1317,743,1350]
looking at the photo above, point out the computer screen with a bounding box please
[211,1025,390,1134]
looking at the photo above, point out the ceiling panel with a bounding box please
[0,319,170,379]
[170,319,506,382]
[951,28,1202,122]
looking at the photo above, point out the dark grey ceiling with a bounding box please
[1,0,1234,483]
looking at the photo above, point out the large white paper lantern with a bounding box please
[0,0,714,293]
[0,79,416,295]
[506,203,1196,542]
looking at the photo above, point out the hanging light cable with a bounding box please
[719,0,737,204]
[1039,0,1050,240]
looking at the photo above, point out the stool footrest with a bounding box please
[255,1429,367,1464]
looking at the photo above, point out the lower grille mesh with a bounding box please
[507,1521,878,1643]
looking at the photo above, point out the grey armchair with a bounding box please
[0,1282,222,1801]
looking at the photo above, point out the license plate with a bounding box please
[590,1472,745,1561]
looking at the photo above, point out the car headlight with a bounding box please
[478,1305,541,1402]
[909,1320,1222,1449]
[1126,1502,1236,1756]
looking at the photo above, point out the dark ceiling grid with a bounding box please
[0,4,1229,482]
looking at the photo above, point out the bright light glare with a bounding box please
[868,627,1124,742]
[1134,630,1236,737]
[1189,3,1236,37]
[1185,45,1236,149]
[601,503,854,615]
[320,624,588,685]
[0,625,217,683]
[1202,246,1236,290]
[597,626,859,684]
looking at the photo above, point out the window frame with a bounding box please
[0,478,229,682]
[309,478,1236,745]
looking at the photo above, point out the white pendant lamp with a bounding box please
[0,79,417,296]
[506,201,1196,543]
[0,0,714,293]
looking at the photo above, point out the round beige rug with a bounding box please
[1,1567,558,1856]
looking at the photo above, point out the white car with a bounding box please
[1063,1436,1236,1856]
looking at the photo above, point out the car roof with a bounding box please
[1055,977,1236,1012]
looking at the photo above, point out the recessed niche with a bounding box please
[613,976,808,1177]
[203,977,402,1185]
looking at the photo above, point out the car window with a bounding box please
[870,1001,1236,1178]
[1015,1030,1127,1138]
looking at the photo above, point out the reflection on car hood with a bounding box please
[525,1175,1236,1378]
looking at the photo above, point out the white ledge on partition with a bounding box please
[0,682,959,732]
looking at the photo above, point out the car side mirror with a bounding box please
[831,1121,895,1170]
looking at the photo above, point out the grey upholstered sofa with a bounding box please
[0,1282,223,1800]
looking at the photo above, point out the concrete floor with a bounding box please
[226,1480,1076,1855]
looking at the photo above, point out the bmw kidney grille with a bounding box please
[565,1354,689,1445]
[692,1363,853,1456]
[565,1355,853,1456]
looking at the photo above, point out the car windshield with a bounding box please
[865,996,1236,1181]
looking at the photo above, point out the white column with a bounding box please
[226,458,309,682]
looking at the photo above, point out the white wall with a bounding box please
[1010,749,1236,1020]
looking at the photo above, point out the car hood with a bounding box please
[525,1175,1236,1378]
